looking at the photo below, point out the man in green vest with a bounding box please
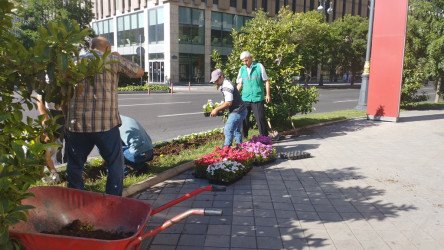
[236,51,271,137]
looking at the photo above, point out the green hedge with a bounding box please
[118,84,170,92]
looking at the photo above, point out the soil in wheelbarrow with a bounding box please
[83,133,224,181]
[42,219,134,240]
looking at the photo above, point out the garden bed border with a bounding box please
[123,161,194,197]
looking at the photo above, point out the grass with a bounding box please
[289,109,366,129]
[35,133,240,193]
[35,109,367,193]
[402,101,444,111]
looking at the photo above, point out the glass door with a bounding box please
[148,61,164,83]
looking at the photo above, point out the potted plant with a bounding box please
[202,99,214,117]
[202,99,224,117]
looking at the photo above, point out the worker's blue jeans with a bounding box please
[66,126,124,196]
[224,109,248,147]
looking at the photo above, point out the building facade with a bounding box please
[91,0,370,84]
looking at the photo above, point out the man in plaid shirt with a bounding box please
[66,37,144,196]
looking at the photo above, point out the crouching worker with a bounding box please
[119,115,153,175]
[210,69,247,147]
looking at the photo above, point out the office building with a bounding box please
[91,0,370,84]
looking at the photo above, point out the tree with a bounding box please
[423,0,444,102]
[403,0,444,105]
[14,0,94,48]
[290,11,330,85]
[1,1,110,248]
[212,8,319,131]
[330,14,368,85]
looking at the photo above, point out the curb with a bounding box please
[278,118,352,137]
[123,161,195,197]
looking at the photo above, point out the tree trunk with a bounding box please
[304,71,311,88]
[435,78,442,103]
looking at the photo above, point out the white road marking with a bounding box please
[333,99,358,103]
[119,101,190,107]
[158,112,203,117]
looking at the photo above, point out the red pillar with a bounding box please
[367,0,409,121]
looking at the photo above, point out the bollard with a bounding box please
[147,87,150,95]
[188,81,191,92]
[171,82,173,94]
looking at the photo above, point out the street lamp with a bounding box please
[317,0,333,86]
[356,0,375,111]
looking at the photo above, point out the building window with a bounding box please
[179,7,204,45]
[117,11,144,47]
[92,18,115,46]
[212,12,251,47]
[123,53,145,71]
[179,53,204,83]
[148,53,165,60]
[149,7,164,44]
[230,0,236,8]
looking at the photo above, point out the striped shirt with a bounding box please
[67,50,141,133]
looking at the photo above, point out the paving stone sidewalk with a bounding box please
[132,110,444,250]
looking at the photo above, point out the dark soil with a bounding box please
[83,133,224,181]
[41,219,134,240]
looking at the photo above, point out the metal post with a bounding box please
[140,34,143,85]
[356,0,376,110]
[317,0,331,86]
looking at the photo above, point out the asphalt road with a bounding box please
[22,83,437,158]
[118,90,226,143]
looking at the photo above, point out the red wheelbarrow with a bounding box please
[9,185,225,250]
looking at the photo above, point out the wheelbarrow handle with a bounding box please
[204,208,223,216]
[126,208,223,249]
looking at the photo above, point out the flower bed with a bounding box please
[206,160,251,185]
[249,135,273,145]
[193,136,276,184]
[194,146,253,178]
[239,141,277,165]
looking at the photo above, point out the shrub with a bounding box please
[118,84,170,92]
